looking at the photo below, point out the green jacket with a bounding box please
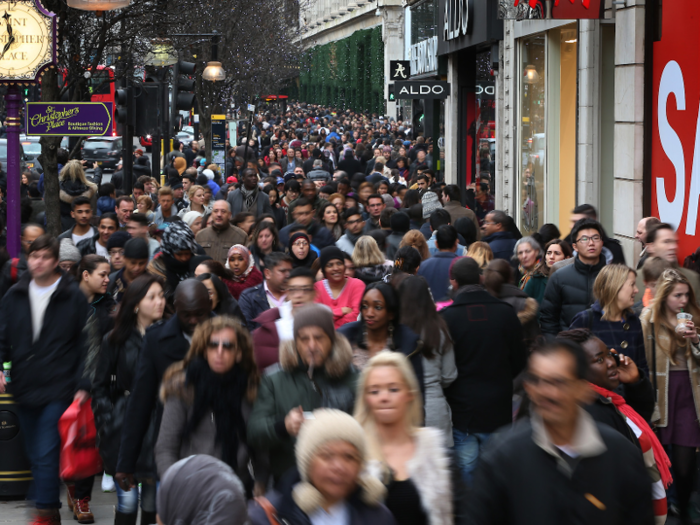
[247,335,358,480]
[523,271,548,305]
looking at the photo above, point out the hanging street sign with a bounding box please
[393,81,451,99]
[389,60,411,81]
[26,102,113,136]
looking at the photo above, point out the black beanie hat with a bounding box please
[319,246,345,274]
[123,237,150,260]
[107,231,131,250]
[390,211,410,234]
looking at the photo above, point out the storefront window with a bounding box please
[519,34,545,235]
[411,0,437,45]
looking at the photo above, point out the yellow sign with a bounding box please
[211,114,226,120]
[0,1,56,82]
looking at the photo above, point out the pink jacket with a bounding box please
[314,278,366,328]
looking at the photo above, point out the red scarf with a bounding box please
[589,383,672,488]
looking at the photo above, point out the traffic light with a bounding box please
[174,61,196,111]
[115,86,135,132]
[388,84,395,102]
[134,83,160,137]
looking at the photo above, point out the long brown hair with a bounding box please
[651,269,700,363]
[593,264,636,321]
[164,316,259,402]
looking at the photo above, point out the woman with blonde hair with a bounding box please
[178,184,210,217]
[641,268,700,520]
[398,230,430,261]
[353,236,393,285]
[354,352,463,525]
[59,159,98,230]
[569,264,647,373]
[466,241,493,270]
[156,316,260,482]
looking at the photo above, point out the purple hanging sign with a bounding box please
[25,102,113,136]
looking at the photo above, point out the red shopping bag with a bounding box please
[58,399,102,480]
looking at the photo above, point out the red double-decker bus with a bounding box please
[55,65,117,136]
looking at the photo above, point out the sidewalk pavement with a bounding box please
[1,476,124,524]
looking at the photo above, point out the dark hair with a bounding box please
[28,234,59,260]
[646,222,675,245]
[392,246,422,275]
[367,193,383,205]
[545,238,573,259]
[72,196,92,210]
[284,179,301,193]
[450,257,480,287]
[133,182,146,192]
[359,282,400,350]
[109,274,165,347]
[537,223,561,245]
[288,266,315,283]
[293,197,312,210]
[436,225,458,250]
[570,218,604,244]
[250,221,280,251]
[195,273,236,316]
[398,276,451,359]
[429,208,451,231]
[454,217,478,246]
[444,184,461,202]
[78,254,110,280]
[116,195,134,208]
[99,212,119,228]
[572,204,597,220]
[195,259,234,281]
[401,189,420,209]
[557,328,596,345]
[379,207,396,229]
[487,210,508,226]
[368,229,388,252]
[99,182,116,198]
[127,213,149,227]
[263,251,292,271]
[530,339,589,381]
[343,207,362,221]
[483,259,514,297]
[231,212,254,229]
[28,181,41,198]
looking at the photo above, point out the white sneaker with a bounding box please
[102,472,116,492]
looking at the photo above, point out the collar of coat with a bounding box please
[278,333,353,378]
[531,407,607,469]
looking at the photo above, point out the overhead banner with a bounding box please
[26,102,113,136]
[651,0,700,261]
[393,81,451,100]
[499,0,606,20]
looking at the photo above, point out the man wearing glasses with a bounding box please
[541,218,607,336]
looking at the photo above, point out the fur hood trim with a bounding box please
[159,368,193,404]
[278,334,353,378]
[518,297,539,325]
[292,473,386,515]
[59,180,97,204]
[366,427,453,525]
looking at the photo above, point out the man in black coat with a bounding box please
[337,149,362,176]
[540,219,607,336]
[467,339,654,525]
[239,252,292,331]
[114,280,211,491]
[0,235,90,519]
[440,257,526,485]
[564,204,626,265]
[279,198,336,249]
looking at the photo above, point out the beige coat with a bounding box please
[195,224,247,264]
[640,307,700,426]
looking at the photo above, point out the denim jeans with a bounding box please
[452,428,492,487]
[116,478,157,514]
[17,400,71,509]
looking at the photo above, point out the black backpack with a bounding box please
[683,246,700,274]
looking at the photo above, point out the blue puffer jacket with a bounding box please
[482,231,517,260]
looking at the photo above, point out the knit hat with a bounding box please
[59,238,81,264]
[390,211,410,233]
[181,210,203,228]
[106,231,131,251]
[422,191,441,219]
[319,246,345,272]
[123,237,149,260]
[293,303,335,343]
[173,157,187,176]
[202,169,215,181]
[289,230,310,249]
[292,409,385,515]
[171,181,183,191]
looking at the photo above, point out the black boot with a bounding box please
[140,511,156,525]
[114,512,137,525]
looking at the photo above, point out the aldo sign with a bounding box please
[394,81,451,100]
[651,0,700,260]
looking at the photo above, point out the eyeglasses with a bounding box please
[288,286,314,294]
[575,235,602,244]
[346,218,363,225]
[292,240,309,248]
[207,340,235,350]
[109,249,125,256]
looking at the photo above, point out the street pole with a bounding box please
[121,59,134,194]
[5,85,20,257]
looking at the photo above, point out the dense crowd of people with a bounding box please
[0,102,697,525]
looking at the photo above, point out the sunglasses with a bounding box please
[207,340,235,350]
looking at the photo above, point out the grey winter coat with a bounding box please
[421,332,457,446]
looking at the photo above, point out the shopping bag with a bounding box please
[58,398,102,481]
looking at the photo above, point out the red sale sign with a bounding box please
[651,0,700,260]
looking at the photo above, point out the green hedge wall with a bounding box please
[299,26,385,114]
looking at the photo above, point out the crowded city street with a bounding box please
[0,0,699,524]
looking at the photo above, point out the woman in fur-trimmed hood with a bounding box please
[247,303,359,485]
[59,159,98,231]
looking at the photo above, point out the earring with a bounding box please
[134,307,139,314]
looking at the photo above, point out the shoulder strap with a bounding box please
[651,322,658,401]
[254,496,281,525]
[10,257,19,283]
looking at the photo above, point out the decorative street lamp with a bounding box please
[66,0,130,11]
[202,32,225,82]
[144,39,178,67]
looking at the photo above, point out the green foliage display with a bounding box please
[299,26,385,114]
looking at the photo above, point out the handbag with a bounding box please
[254,496,281,525]
[58,398,103,481]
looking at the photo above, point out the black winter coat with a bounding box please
[441,287,527,433]
[540,256,606,336]
[0,271,89,407]
[116,315,193,475]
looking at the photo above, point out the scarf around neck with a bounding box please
[240,185,258,211]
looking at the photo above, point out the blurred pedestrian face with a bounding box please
[124,257,148,280]
[367,197,385,220]
[344,258,355,278]
[138,282,165,324]
[296,325,332,367]
[307,441,362,506]
[364,365,413,426]
[173,250,192,264]
[524,350,588,430]
[481,213,501,237]
[71,203,92,226]
[257,228,275,252]
[286,276,315,309]
[361,289,393,332]
[211,201,231,229]
[126,220,149,240]
[582,337,620,391]
[293,204,314,227]
[21,225,44,253]
[291,236,310,260]
[302,182,316,201]
[545,243,566,268]
[201,278,219,310]
[345,214,365,235]
[176,300,211,335]
[264,261,292,292]
[517,242,538,271]
[189,217,203,236]
[109,247,125,271]
[159,194,173,213]
[323,205,338,226]
[649,228,678,264]
[615,271,638,313]
[98,218,118,245]
[206,327,239,374]
[28,248,58,281]
[83,262,111,295]
[331,198,344,215]
[324,259,346,284]
[116,200,134,224]
[666,283,690,315]
[228,253,249,277]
